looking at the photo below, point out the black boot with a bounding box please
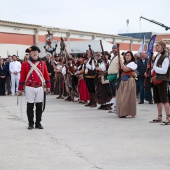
[35,102,43,129]
[27,103,34,130]
[90,93,97,108]
[85,93,92,106]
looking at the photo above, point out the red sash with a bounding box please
[152,70,162,85]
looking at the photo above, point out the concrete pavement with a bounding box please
[0,95,170,170]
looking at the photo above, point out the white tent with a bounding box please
[38,40,114,57]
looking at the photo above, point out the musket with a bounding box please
[88,44,97,69]
[100,40,107,65]
[117,44,122,79]
[144,52,154,90]
[60,37,75,102]
[88,45,94,59]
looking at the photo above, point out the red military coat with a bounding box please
[18,59,51,91]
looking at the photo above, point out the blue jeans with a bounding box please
[139,77,152,101]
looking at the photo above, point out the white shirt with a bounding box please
[126,62,137,70]
[86,58,96,70]
[56,64,62,70]
[62,66,66,75]
[153,54,169,74]
[9,61,21,74]
[99,61,110,72]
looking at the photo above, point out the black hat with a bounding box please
[101,51,111,60]
[102,51,111,57]
[77,53,81,58]
[121,52,125,56]
[25,46,41,53]
[80,54,85,58]
[77,53,85,59]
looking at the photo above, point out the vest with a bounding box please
[156,54,170,81]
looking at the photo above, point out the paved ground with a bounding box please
[0,95,170,170]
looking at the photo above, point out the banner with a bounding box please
[138,33,145,54]
[147,34,157,57]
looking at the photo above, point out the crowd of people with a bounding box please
[0,40,170,129]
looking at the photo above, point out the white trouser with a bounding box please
[25,86,44,103]
[11,73,20,94]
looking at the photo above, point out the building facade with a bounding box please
[0,20,169,59]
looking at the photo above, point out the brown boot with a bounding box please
[85,93,92,106]
[103,104,112,110]
[90,93,97,107]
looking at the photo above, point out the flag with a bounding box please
[147,34,157,57]
[138,33,145,54]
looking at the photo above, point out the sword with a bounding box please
[20,96,23,121]
[42,88,46,112]
[17,95,23,121]
[17,95,19,105]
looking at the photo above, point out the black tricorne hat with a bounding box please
[77,53,81,58]
[102,51,111,58]
[25,46,41,53]
[77,53,85,59]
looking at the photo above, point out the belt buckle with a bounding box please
[35,84,38,88]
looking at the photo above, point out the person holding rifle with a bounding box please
[84,46,97,107]
[107,44,124,113]
[95,51,112,110]
[116,51,137,118]
[150,41,170,125]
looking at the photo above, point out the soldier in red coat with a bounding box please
[18,46,50,130]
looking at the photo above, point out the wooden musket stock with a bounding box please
[117,44,121,79]
[144,52,154,88]
[100,40,107,65]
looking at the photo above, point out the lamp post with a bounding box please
[126,19,129,33]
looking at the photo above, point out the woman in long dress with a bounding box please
[95,52,112,110]
[76,54,90,104]
[116,51,137,118]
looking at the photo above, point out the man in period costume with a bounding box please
[150,41,170,125]
[84,49,97,107]
[18,46,50,130]
[107,44,123,113]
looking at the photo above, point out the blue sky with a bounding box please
[0,0,170,34]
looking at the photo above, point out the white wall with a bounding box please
[0,44,29,59]
[0,25,35,35]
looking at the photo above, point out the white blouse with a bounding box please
[153,54,169,74]
[126,62,137,70]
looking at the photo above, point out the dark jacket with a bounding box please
[137,58,148,78]
[0,64,7,77]
[45,60,54,77]
[5,61,11,77]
